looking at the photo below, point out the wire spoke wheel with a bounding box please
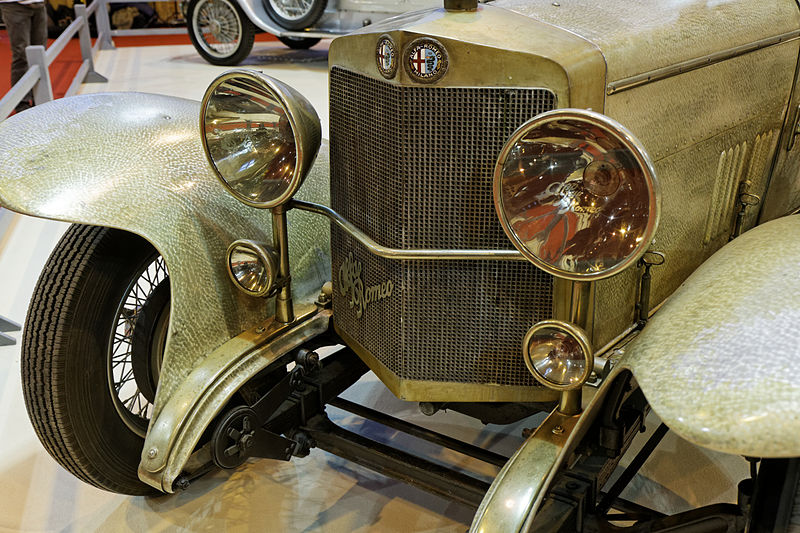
[107,255,169,437]
[195,0,241,56]
[269,0,314,20]
[264,0,326,31]
[188,0,255,65]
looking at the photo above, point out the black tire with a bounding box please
[265,0,326,31]
[277,35,321,49]
[187,0,255,66]
[21,224,169,495]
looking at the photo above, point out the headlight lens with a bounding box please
[226,240,278,297]
[201,69,321,209]
[494,109,660,280]
[523,320,593,390]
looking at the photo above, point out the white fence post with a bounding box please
[95,0,116,50]
[0,315,21,346]
[24,45,53,105]
[74,3,108,83]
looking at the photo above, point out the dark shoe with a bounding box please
[13,99,34,114]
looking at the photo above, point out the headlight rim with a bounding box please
[225,238,279,297]
[493,107,661,281]
[200,68,317,210]
[522,319,594,391]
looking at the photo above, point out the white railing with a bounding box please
[0,315,20,346]
[0,1,108,120]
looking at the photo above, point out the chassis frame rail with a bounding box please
[303,414,491,508]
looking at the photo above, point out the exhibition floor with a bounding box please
[0,39,749,532]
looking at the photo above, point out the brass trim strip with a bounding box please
[290,199,526,261]
[139,305,327,491]
[607,30,800,95]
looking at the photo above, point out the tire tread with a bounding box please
[21,224,156,495]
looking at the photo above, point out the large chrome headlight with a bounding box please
[200,69,321,209]
[494,109,660,281]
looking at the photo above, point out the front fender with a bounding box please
[620,215,800,458]
[0,92,331,480]
[470,368,632,533]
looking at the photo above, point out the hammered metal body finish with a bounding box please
[620,216,800,458]
[0,93,331,437]
[594,43,797,348]
[495,0,800,84]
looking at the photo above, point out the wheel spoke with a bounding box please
[107,254,168,435]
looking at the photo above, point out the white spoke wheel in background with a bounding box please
[187,0,255,66]
[266,0,326,31]
[21,225,169,495]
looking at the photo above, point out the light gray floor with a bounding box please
[0,39,749,532]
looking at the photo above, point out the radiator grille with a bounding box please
[330,67,557,387]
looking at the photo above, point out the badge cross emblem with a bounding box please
[405,38,448,83]
[375,36,398,79]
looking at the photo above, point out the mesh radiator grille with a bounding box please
[330,67,556,387]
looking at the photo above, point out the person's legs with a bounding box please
[29,3,47,48]
[1,3,34,87]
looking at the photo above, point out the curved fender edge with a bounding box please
[139,306,330,492]
[0,93,332,458]
[622,215,800,458]
[470,368,631,533]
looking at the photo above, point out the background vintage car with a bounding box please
[0,0,799,531]
[186,0,439,65]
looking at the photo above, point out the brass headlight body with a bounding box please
[200,69,321,209]
[494,109,660,281]
[522,320,593,391]
[226,239,279,297]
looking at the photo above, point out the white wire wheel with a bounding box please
[187,0,255,66]
[265,0,327,31]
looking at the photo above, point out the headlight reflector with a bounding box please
[523,320,593,390]
[201,69,321,208]
[226,240,278,297]
[494,109,659,280]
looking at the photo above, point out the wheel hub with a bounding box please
[212,406,261,469]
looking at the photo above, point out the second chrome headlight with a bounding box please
[201,69,321,209]
[494,109,660,281]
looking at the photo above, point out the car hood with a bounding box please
[494,0,800,83]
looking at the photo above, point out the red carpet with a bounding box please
[0,29,277,99]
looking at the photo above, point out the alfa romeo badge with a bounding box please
[376,36,398,79]
[405,38,448,83]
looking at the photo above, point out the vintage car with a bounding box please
[185,0,436,65]
[0,0,799,530]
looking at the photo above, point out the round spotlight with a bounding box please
[523,320,593,391]
[226,240,278,297]
[494,109,660,281]
[201,69,321,209]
